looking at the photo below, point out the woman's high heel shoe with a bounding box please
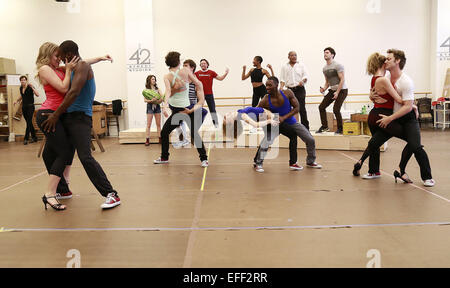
[42,195,66,211]
[353,162,362,176]
[393,170,413,184]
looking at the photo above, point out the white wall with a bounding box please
[152,0,432,128]
[123,0,155,129]
[0,0,128,132]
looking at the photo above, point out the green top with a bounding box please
[168,69,190,108]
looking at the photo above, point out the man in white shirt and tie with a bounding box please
[280,51,310,130]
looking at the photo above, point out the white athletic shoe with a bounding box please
[154,157,169,164]
[201,160,209,168]
[362,172,381,179]
[172,141,183,148]
[56,191,73,200]
[181,139,190,147]
[253,163,264,173]
[423,179,435,187]
[306,162,322,169]
[101,192,121,209]
[289,163,304,171]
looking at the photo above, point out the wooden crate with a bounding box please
[351,113,369,122]
[92,105,107,136]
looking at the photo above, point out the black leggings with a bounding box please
[36,110,75,193]
[160,106,207,161]
[359,108,394,172]
[252,85,267,107]
[22,104,36,140]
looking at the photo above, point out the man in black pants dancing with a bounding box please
[42,40,121,209]
[316,47,348,135]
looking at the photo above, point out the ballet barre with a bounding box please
[213,92,432,108]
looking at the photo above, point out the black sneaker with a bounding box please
[316,126,329,133]
[23,139,28,145]
[335,129,343,135]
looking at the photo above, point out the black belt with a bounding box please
[288,85,303,91]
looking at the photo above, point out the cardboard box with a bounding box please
[326,112,337,132]
[0,58,16,74]
[343,121,361,136]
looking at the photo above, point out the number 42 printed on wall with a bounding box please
[438,37,450,61]
[127,44,153,72]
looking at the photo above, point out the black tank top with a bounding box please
[251,68,264,83]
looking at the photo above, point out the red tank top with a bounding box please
[371,76,394,109]
[40,68,65,111]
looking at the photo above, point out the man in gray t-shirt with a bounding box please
[316,47,348,134]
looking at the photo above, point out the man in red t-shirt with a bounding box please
[194,59,229,127]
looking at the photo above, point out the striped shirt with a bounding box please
[189,83,197,105]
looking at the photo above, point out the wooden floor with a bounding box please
[0,129,449,268]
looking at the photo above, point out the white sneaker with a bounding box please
[101,192,121,209]
[306,162,322,169]
[181,139,190,147]
[362,172,381,179]
[55,191,73,200]
[153,157,169,164]
[289,163,304,171]
[253,163,264,173]
[172,141,183,148]
[423,179,435,187]
[201,160,209,168]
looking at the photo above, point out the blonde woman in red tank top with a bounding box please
[353,52,403,178]
[35,42,112,210]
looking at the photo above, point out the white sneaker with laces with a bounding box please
[289,163,304,171]
[101,192,121,209]
[306,162,322,169]
[154,157,169,164]
[253,163,264,173]
[201,160,209,168]
[423,179,435,187]
[362,172,381,179]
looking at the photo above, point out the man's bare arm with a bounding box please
[52,63,90,118]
